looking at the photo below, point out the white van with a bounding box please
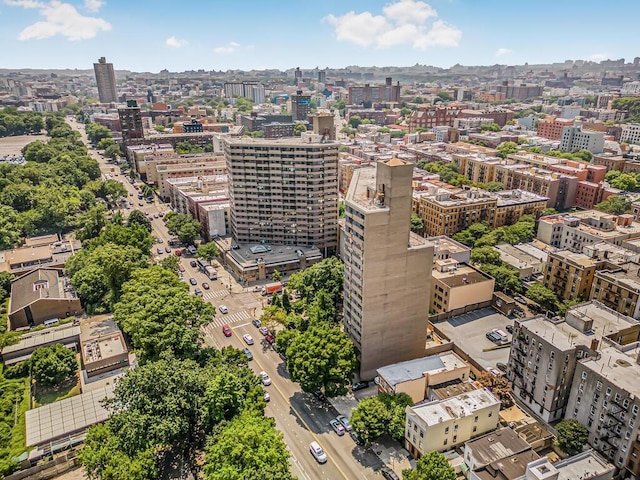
[492,328,509,341]
[309,441,327,464]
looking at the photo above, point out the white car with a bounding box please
[260,371,271,386]
[218,305,229,314]
[243,334,254,345]
[264,392,270,402]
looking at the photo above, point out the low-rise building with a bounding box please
[494,190,548,228]
[0,238,81,274]
[514,451,614,480]
[560,122,605,154]
[429,236,472,264]
[155,157,227,198]
[431,260,495,315]
[1,324,80,365]
[463,428,532,473]
[80,317,129,378]
[405,388,501,457]
[493,244,545,279]
[591,262,640,319]
[8,269,81,330]
[543,250,601,301]
[376,352,471,403]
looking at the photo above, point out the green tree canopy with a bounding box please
[197,242,220,261]
[31,343,78,387]
[496,141,519,159]
[203,411,294,480]
[555,419,588,455]
[287,257,344,308]
[127,210,152,232]
[525,282,559,312]
[286,322,357,396]
[411,213,424,233]
[470,246,501,266]
[165,212,202,245]
[402,451,456,480]
[596,195,632,215]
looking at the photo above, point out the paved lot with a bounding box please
[0,134,48,155]
[433,308,513,371]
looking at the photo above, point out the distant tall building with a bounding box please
[223,81,265,104]
[560,121,605,154]
[224,135,339,254]
[290,90,311,121]
[93,57,117,104]
[348,77,401,106]
[495,81,543,101]
[342,159,434,379]
[118,100,143,144]
[317,70,326,84]
[294,67,302,82]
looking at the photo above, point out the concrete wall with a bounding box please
[446,280,495,312]
[9,298,82,330]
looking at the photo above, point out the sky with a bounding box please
[0,0,639,73]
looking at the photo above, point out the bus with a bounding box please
[196,259,218,280]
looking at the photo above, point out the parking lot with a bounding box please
[432,308,513,372]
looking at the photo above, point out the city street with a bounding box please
[67,118,388,479]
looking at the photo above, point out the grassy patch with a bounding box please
[9,380,29,456]
[33,378,81,408]
[0,366,30,476]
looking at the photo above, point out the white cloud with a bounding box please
[495,47,513,57]
[7,0,111,40]
[325,0,461,50]
[590,53,609,61]
[165,36,188,48]
[83,0,103,12]
[213,41,245,54]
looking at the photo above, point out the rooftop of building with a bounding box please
[0,239,81,272]
[427,236,472,257]
[1,323,80,356]
[430,379,479,400]
[493,244,543,269]
[495,189,549,206]
[224,241,323,272]
[156,160,225,173]
[513,241,556,263]
[595,262,640,291]
[465,428,531,468]
[548,249,601,267]
[582,241,640,265]
[530,450,615,480]
[9,269,76,315]
[413,188,496,207]
[377,352,468,388]
[474,450,540,480]
[580,344,640,399]
[432,262,494,288]
[411,388,499,426]
[223,136,338,146]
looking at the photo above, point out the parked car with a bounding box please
[178,265,185,272]
[505,324,514,334]
[218,305,228,314]
[514,296,527,305]
[352,381,369,391]
[190,260,197,267]
[243,334,254,345]
[336,414,352,432]
[189,278,197,285]
[259,326,269,336]
[243,348,253,361]
[486,331,502,343]
[202,282,210,290]
[194,288,203,296]
[156,247,163,255]
[165,246,171,253]
[252,319,262,328]
[222,325,232,337]
[259,371,271,386]
[174,249,182,256]
[264,392,270,402]
[496,362,508,372]
[350,429,365,446]
[329,419,345,436]
[381,467,400,480]
[264,333,275,345]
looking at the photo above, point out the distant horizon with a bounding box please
[1,0,638,73]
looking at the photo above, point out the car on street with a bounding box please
[156,247,163,255]
[153,214,158,219]
[486,331,502,343]
[352,381,369,391]
[194,288,203,296]
[189,278,197,285]
[187,245,197,255]
[264,392,270,402]
[243,348,253,361]
[190,260,197,267]
[243,334,254,345]
[349,429,365,446]
[264,333,275,345]
[514,296,527,305]
[329,419,345,436]
[259,326,269,336]
[381,467,400,480]
[165,246,171,253]
[174,250,182,256]
[178,265,185,272]
[202,282,210,290]
[505,324,514,334]
[218,305,228,314]
[138,202,143,207]
[222,325,232,337]
[309,441,327,464]
[252,319,261,328]
[259,371,271,386]
[336,414,352,431]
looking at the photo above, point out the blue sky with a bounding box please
[1,0,639,72]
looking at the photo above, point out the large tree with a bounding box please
[197,242,220,261]
[287,257,344,307]
[203,411,294,480]
[555,419,588,455]
[402,451,456,480]
[525,282,559,312]
[351,397,391,443]
[31,343,78,387]
[286,322,357,396]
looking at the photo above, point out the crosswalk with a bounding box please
[202,289,229,300]
[209,310,251,328]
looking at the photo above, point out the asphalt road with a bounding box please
[67,117,386,479]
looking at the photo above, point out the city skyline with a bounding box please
[1,0,639,72]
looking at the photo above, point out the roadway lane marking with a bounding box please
[232,322,251,329]
[250,353,351,480]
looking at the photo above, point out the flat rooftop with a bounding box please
[466,428,531,468]
[428,236,472,257]
[550,250,600,267]
[346,165,385,212]
[430,379,479,400]
[494,244,542,269]
[475,450,540,480]
[412,388,499,426]
[432,263,494,288]
[25,384,115,447]
[580,344,640,396]
[224,137,338,146]
[1,324,80,356]
[224,240,322,271]
[495,190,548,206]
[377,352,468,387]
[553,450,614,480]
[519,316,594,351]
